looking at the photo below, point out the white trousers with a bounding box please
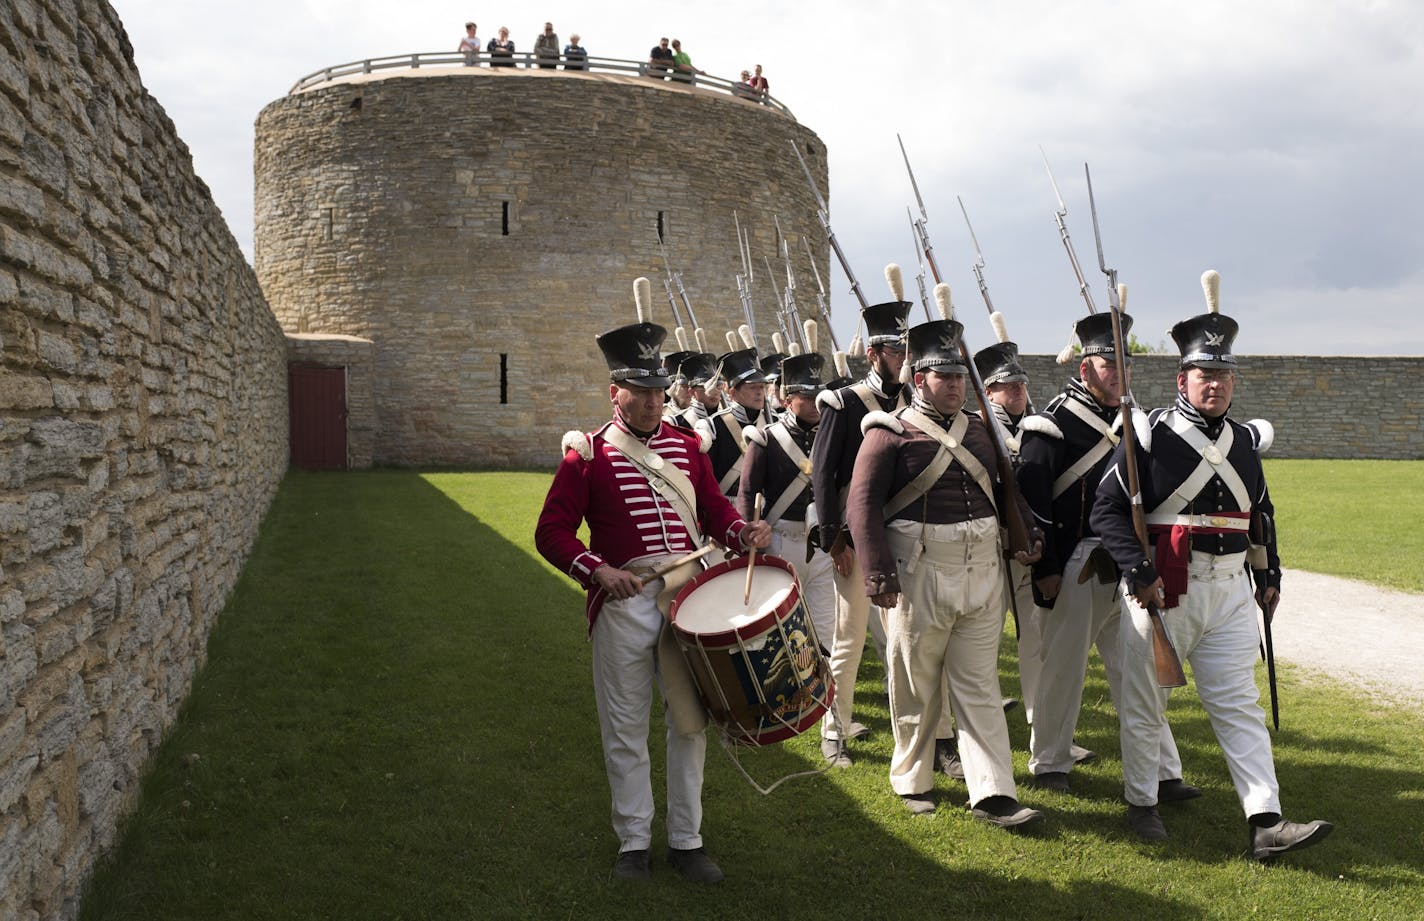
[1029,539,1183,778]
[884,519,1016,804]
[1119,553,1280,817]
[824,553,890,740]
[590,577,706,852]
[1008,558,1044,725]
[768,518,837,651]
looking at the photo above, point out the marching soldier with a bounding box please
[761,350,788,417]
[846,318,1044,827]
[535,318,771,883]
[810,300,910,766]
[1016,312,1191,796]
[701,348,771,499]
[662,349,697,422]
[737,347,836,649]
[1091,271,1332,858]
[669,352,721,429]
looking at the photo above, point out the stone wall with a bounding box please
[255,68,829,468]
[0,3,289,918]
[1018,354,1424,459]
[286,333,376,469]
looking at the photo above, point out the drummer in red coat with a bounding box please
[535,318,771,885]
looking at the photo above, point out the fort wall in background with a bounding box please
[0,2,288,917]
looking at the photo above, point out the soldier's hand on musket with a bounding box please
[871,591,899,609]
[592,564,644,600]
[1133,577,1166,610]
[832,542,855,577]
[740,521,772,550]
[1256,586,1280,623]
[1013,538,1044,566]
[1034,573,1062,601]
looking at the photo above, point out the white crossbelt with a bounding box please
[1144,512,1250,530]
[1148,411,1251,516]
[1051,399,1121,499]
[763,423,812,526]
[883,410,996,519]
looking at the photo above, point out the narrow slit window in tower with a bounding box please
[502,201,510,236]
[657,210,665,243]
[499,354,509,404]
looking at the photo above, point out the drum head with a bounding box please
[671,556,796,643]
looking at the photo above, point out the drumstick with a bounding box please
[645,543,716,581]
[743,492,764,605]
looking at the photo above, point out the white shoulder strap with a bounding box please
[1148,412,1249,516]
[603,425,704,543]
[1051,401,1122,499]
[762,424,813,525]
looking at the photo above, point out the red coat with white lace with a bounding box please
[535,417,748,631]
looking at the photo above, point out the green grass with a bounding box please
[1265,459,1424,593]
[78,468,1424,921]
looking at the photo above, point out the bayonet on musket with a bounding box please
[762,254,793,349]
[733,212,757,343]
[957,195,997,316]
[1040,147,1098,315]
[907,207,932,322]
[1085,163,1120,314]
[800,235,841,351]
[656,238,686,330]
[773,216,807,351]
[790,140,869,312]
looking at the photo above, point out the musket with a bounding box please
[899,142,1032,556]
[733,212,758,343]
[1040,148,1098,315]
[656,238,686,331]
[762,254,793,349]
[957,195,997,317]
[773,216,808,351]
[907,207,933,322]
[800,235,841,351]
[898,134,940,287]
[1085,171,1187,689]
[659,238,701,331]
[790,140,869,311]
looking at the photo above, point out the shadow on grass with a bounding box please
[80,470,1423,919]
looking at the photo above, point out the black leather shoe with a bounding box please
[935,738,965,780]
[1127,804,1168,841]
[668,846,724,883]
[1158,778,1203,803]
[613,849,651,880]
[1031,771,1072,794]
[971,795,1043,830]
[1002,697,1020,713]
[1249,818,1333,861]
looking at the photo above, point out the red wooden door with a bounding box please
[288,364,347,469]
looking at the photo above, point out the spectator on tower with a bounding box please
[648,37,674,80]
[488,27,515,67]
[670,39,701,85]
[458,22,481,66]
[749,64,769,100]
[534,22,560,69]
[564,34,588,70]
[733,70,757,99]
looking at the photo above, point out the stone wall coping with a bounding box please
[286,333,376,346]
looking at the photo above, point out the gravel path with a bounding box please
[1271,568,1424,707]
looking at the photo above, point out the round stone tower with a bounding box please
[255,66,830,467]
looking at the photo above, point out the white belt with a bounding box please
[1145,513,1250,531]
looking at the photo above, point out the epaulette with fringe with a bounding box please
[817,387,845,411]
[744,425,768,447]
[1242,418,1275,454]
[561,429,594,461]
[692,419,714,453]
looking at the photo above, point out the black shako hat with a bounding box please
[907,320,969,374]
[973,341,1028,386]
[778,353,826,395]
[1074,312,1132,359]
[676,352,718,387]
[716,348,771,386]
[760,352,788,381]
[862,300,912,348]
[1171,313,1240,369]
[597,322,670,389]
[662,350,697,380]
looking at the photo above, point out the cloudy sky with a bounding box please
[114,0,1424,356]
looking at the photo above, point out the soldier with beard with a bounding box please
[1016,312,1192,798]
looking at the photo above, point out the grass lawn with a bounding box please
[79,468,1424,921]
[1265,459,1424,593]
